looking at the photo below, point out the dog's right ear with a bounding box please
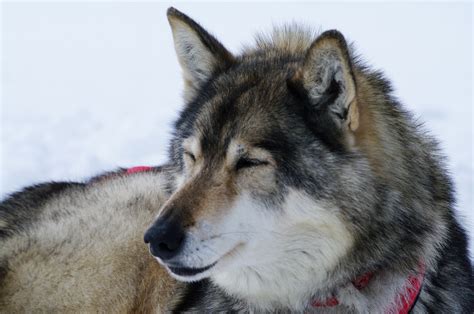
[167,7,235,101]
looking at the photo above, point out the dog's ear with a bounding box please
[167,7,234,101]
[296,30,359,146]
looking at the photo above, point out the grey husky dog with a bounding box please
[1,7,473,313]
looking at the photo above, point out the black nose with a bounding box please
[144,219,185,261]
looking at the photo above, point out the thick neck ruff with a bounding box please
[127,166,425,313]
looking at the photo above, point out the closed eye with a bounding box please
[184,151,196,162]
[235,158,268,171]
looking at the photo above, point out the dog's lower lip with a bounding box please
[168,262,217,277]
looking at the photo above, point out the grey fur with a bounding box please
[1,7,473,313]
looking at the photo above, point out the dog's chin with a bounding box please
[164,262,217,282]
[152,242,246,282]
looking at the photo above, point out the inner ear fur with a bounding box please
[167,7,235,101]
[301,30,359,134]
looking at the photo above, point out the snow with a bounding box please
[1,2,472,255]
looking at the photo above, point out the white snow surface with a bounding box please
[1,2,473,255]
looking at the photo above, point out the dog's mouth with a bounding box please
[162,242,245,280]
[167,262,217,277]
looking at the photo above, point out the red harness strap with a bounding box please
[311,262,425,313]
[126,166,153,174]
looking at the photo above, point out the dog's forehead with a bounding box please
[192,73,290,153]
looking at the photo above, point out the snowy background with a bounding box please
[1,2,472,255]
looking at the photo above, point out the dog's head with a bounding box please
[145,8,375,308]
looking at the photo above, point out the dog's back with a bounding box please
[0,169,182,312]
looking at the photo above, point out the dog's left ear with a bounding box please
[299,30,359,137]
[167,7,235,101]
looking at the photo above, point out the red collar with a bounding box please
[311,261,425,313]
[126,166,425,313]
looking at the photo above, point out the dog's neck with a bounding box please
[212,258,333,311]
[309,262,424,313]
[212,262,425,312]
